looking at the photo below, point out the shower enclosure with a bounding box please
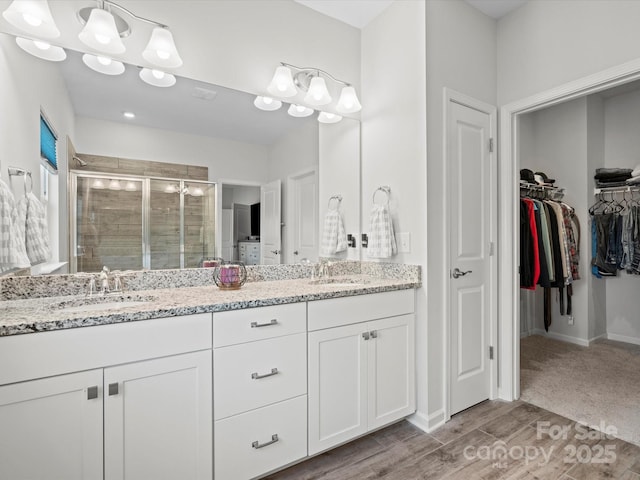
[69,171,216,273]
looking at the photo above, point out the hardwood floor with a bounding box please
[265,400,640,479]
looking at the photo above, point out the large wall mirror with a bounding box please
[0,35,361,273]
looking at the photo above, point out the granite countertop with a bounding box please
[0,274,419,337]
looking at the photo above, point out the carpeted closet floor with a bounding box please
[521,335,640,446]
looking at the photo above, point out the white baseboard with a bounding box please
[520,329,532,338]
[531,328,589,347]
[587,333,607,345]
[407,411,430,433]
[606,332,640,346]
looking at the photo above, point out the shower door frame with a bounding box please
[69,170,216,273]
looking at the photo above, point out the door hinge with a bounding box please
[489,242,494,256]
[489,346,494,360]
[489,138,494,153]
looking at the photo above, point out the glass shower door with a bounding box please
[183,181,216,268]
[73,174,144,273]
[149,179,182,270]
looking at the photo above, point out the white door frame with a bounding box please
[443,88,498,422]
[498,58,640,401]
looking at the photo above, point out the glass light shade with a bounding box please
[78,8,125,55]
[190,186,204,197]
[336,86,362,114]
[124,181,138,192]
[139,67,176,87]
[82,53,124,75]
[15,37,65,61]
[304,76,332,106]
[317,112,343,124]
[164,183,179,194]
[2,0,60,38]
[92,179,105,189]
[142,27,182,68]
[108,179,122,190]
[287,104,314,118]
[253,95,282,111]
[267,66,297,97]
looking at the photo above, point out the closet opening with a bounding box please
[511,76,640,448]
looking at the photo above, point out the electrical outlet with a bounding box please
[568,316,574,325]
[398,232,411,253]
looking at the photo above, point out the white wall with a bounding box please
[497,0,640,106]
[222,186,261,209]
[0,34,75,266]
[75,117,270,184]
[602,88,640,344]
[361,0,427,428]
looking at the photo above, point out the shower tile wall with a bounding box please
[74,154,211,272]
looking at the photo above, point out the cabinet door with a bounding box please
[104,350,212,480]
[0,369,103,480]
[367,314,416,430]
[308,323,367,455]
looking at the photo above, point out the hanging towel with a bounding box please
[17,192,50,265]
[368,204,397,258]
[320,209,348,255]
[0,179,29,273]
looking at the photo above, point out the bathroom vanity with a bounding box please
[0,263,419,480]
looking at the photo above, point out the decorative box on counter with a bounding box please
[213,262,247,290]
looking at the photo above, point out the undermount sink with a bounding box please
[52,295,156,314]
[309,277,369,287]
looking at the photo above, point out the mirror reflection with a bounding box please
[1,35,361,274]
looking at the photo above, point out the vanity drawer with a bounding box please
[214,333,306,420]
[214,395,307,480]
[213,303,306,348]
[308,289,415,331]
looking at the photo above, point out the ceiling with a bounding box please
[295,0,528,28]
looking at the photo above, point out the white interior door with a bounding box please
[221,209,233,261]
[290,168,318,263]
[261,180,282,265]
[448,97,495,415]
[233,204,250,262]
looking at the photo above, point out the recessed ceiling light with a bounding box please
[123,111,135,119]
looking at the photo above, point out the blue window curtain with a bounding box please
[40,116,57,171]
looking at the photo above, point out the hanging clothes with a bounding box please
[520,184,580,331]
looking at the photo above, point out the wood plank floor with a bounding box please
[265,400,640,480]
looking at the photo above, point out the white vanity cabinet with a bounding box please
[213,303,308,480]
[0,314,213,480]
[307,289,416,455]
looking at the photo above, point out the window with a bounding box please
[40,114,58,172]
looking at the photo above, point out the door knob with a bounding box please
[452,268,472,279]
[293,250,299,255]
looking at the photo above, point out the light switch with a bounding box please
[398,232,411,253]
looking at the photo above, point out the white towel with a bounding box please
[320,209,348,255]
[632,164,640,178]
[367,204,397,259]
[17,192,50,265]
[0,180,29,273]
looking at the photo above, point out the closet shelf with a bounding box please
[594,185,640,195]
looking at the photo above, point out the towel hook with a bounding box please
[328,195,342,210]
[373,186,390,205]
[7,166,32,195]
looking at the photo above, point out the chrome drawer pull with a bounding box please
[251,368,279,380]
[252,434,279,449]
[370,330,378,339]
[87,385,99,400]
[250,319,278,328]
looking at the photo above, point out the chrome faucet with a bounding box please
[97,266,125,295]
[318,260,331,280]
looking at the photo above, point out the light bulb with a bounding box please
[152,69,164,79]
[156,49,170,60]
[267,66,297,97]
[97,56,111,66]
[33,39,49,50]
[125,181,137,191]
[263,97,273,105]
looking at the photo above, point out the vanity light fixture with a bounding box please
[139,67,176,87]
[82,53,125,75]
[265,62,361,113]
[124,181,138,192]
[190,186,204,197]
[91,179,106,189]
[253,96,282,111]
[108,179,122,190]
[15,36,65,61]
[2,0,182,83]
[2,0,60,39]
[317,112,343,124]
[287,104,314,118]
